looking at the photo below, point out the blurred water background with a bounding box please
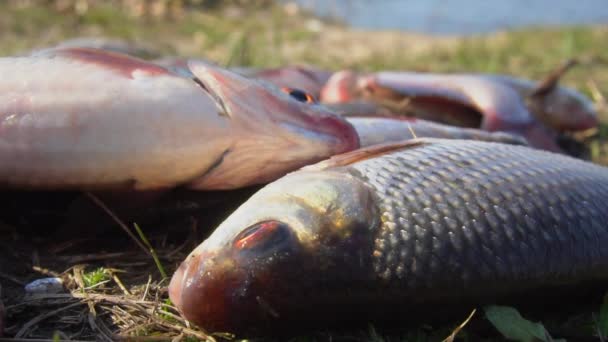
[286,0,608,35]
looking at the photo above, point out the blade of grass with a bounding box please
[133,222,168,279]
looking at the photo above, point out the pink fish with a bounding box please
[320,67,597,152]
[0,48,358,190]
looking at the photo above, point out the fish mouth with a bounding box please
[169,251,257,333]
[168,260,188,310]
[168,253,230,330]
[299,110,361,154]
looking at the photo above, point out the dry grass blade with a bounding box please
[406,122,418,139]
[442,308,477,342]
[88,311,113,342]
[111,271,132,296]
[84,192,151,258]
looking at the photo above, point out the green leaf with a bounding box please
[484,306,552,342]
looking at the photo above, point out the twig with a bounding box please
[0,272,25,286]
[84,192,151,257]
[112,335,177,341]
[15,302,82,338]
[87,311,114,342]
[83,279,112,291]
[166,217,198,258]
[31,266,60,278]
[111,271,132,296]
[57,252,137,263]
[406,122,418,139]
[152,318,216,342]
[442,308,477,342]
[142,275,152,301]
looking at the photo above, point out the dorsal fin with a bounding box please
[530,59,578,97]
[303,139,428,171]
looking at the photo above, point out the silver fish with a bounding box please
[0,48,358,190]
[170,138,608,333]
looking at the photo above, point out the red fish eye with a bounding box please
[233,220,290,250]
[281,87,316,104]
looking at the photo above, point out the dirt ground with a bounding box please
[0,188,259,341]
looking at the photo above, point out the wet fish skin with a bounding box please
[0,48,358,190]
[346,116,528,147]
[170,138,608,333]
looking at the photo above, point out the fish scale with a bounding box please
[343,140,608,290]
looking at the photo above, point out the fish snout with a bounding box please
[168,260,187,310]
[312,113,361,154]
[168,221,308,332]
[169,252,248,332]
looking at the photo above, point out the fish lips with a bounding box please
[169,252,250,332]
[169,245,304,333]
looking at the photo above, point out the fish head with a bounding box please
[248,65,333,98]
[527,87,598,131]
[169,170,378,332]
[320,70,361,103]
[185,61,360,189]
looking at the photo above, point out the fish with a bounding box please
[0,48,359,190]
[346,116,528,147]
[156,58,332,100]
[169,138,608,334]
[319,68,597,151]
[321,62,598,133]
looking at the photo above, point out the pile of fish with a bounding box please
[1,38,607,337]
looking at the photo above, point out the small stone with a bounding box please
[24,277,65,295]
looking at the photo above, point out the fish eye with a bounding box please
[281,87,316,104]
[233,220,291,251]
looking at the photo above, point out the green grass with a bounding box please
[82,267,111,288]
